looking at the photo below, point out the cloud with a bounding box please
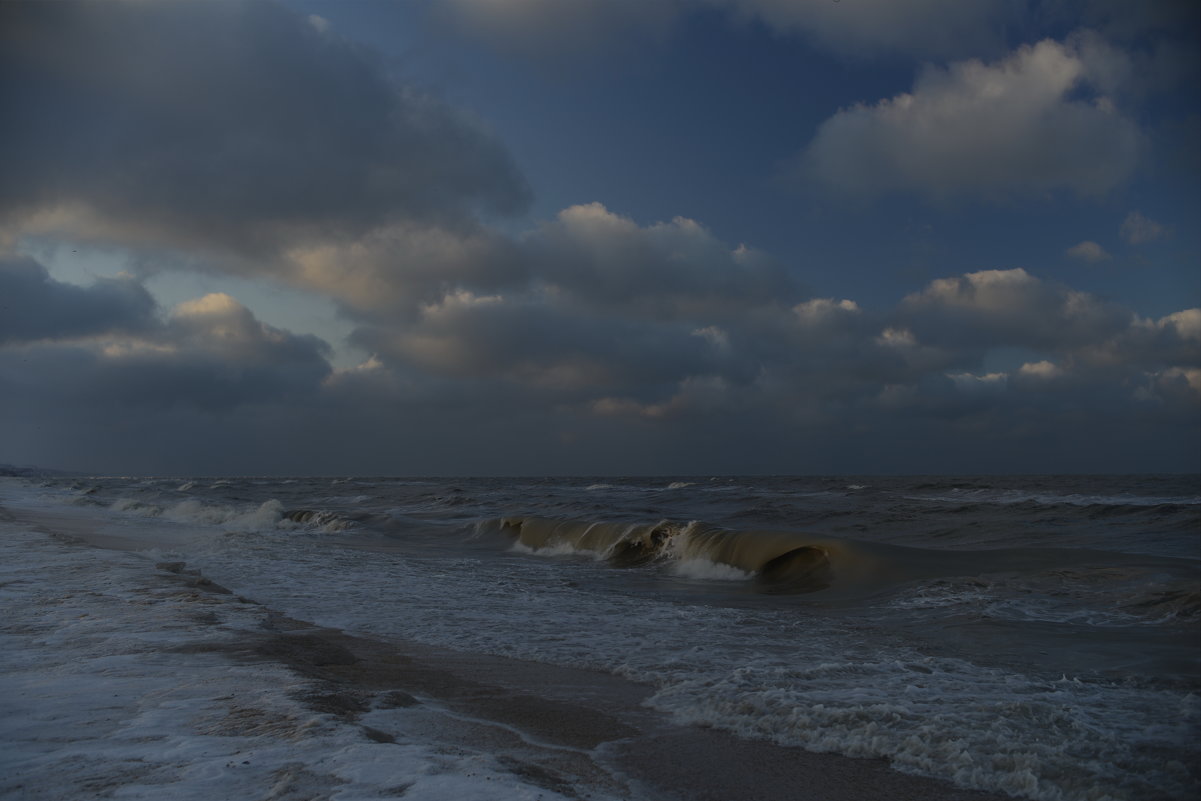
[339,204,799,399]
[898,268,1132,350]
[0,3,1194,475]
[1080,307,1201,369]
[1017,360,1064,380]
[282,221,526,316]
[0,288,331,417]
[0,252,332,418]
[1120,211,1168,244]
[524,204,797,321]
[318,212,1196,453]
[280,203,796,324]
[799,37,1143,200]
[0,0,529,256]
[1066,240,1112,262]
[0,256,156,344]
[4,249,1197,473]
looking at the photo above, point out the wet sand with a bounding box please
[3,503,1011,801]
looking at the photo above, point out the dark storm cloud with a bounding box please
[0,256,156,344]
[0,0,529,254]
[0,271,332,414]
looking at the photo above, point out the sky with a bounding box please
[1,0,1199,476]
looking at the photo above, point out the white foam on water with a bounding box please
[889,575,1201,628]
[510,540,598,559]
[646,655,1199,801]
[669,558,752,581]
[0,522,598,801]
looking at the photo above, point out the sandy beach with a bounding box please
[1,503,1013,801]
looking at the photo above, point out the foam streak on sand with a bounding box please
[0,508,1012,801]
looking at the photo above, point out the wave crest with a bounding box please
[496,516,844,593]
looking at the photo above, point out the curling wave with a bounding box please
[489,515,1201,611]
[491,516,893,594]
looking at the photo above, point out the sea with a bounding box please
[2,474,1199,800]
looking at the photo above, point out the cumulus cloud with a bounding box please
[4,247,1197,472]
[0,256,156,344]
[1080,307,1201,369]
[1066,241,1112,262]
[898,268,1132,350]
[340,205,798,400]
[1018,360,1064,380]
[90,294,332,412]
[1120,211,1168,244]
[325,215,1197,455]
[523,204,797,321]
[0,252,332,418]
[800,37,1142,200]
[0,0,529,256]
[283,222,526,317]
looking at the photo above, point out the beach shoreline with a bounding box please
[0,502,1012,801]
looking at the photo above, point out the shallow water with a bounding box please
[4,474,1199,800]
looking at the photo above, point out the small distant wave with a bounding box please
[1118,586,1201,625]
[66,485,104,505]
[585,483,618,491]
[907,488,1201,508]
[112,497,163,516]
[665,481,694,490]
[104,496,349,533]
[281,508,352,532]
[889,568,1201,628]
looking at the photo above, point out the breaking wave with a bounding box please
[106,497,350,532]
[489,515,1201,616]
[492,516,910,594]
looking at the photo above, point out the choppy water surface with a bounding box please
[7,474,1200,801]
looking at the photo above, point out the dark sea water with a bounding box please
[6,474,1199,800]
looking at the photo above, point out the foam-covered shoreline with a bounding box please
[0,505,1011,801]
